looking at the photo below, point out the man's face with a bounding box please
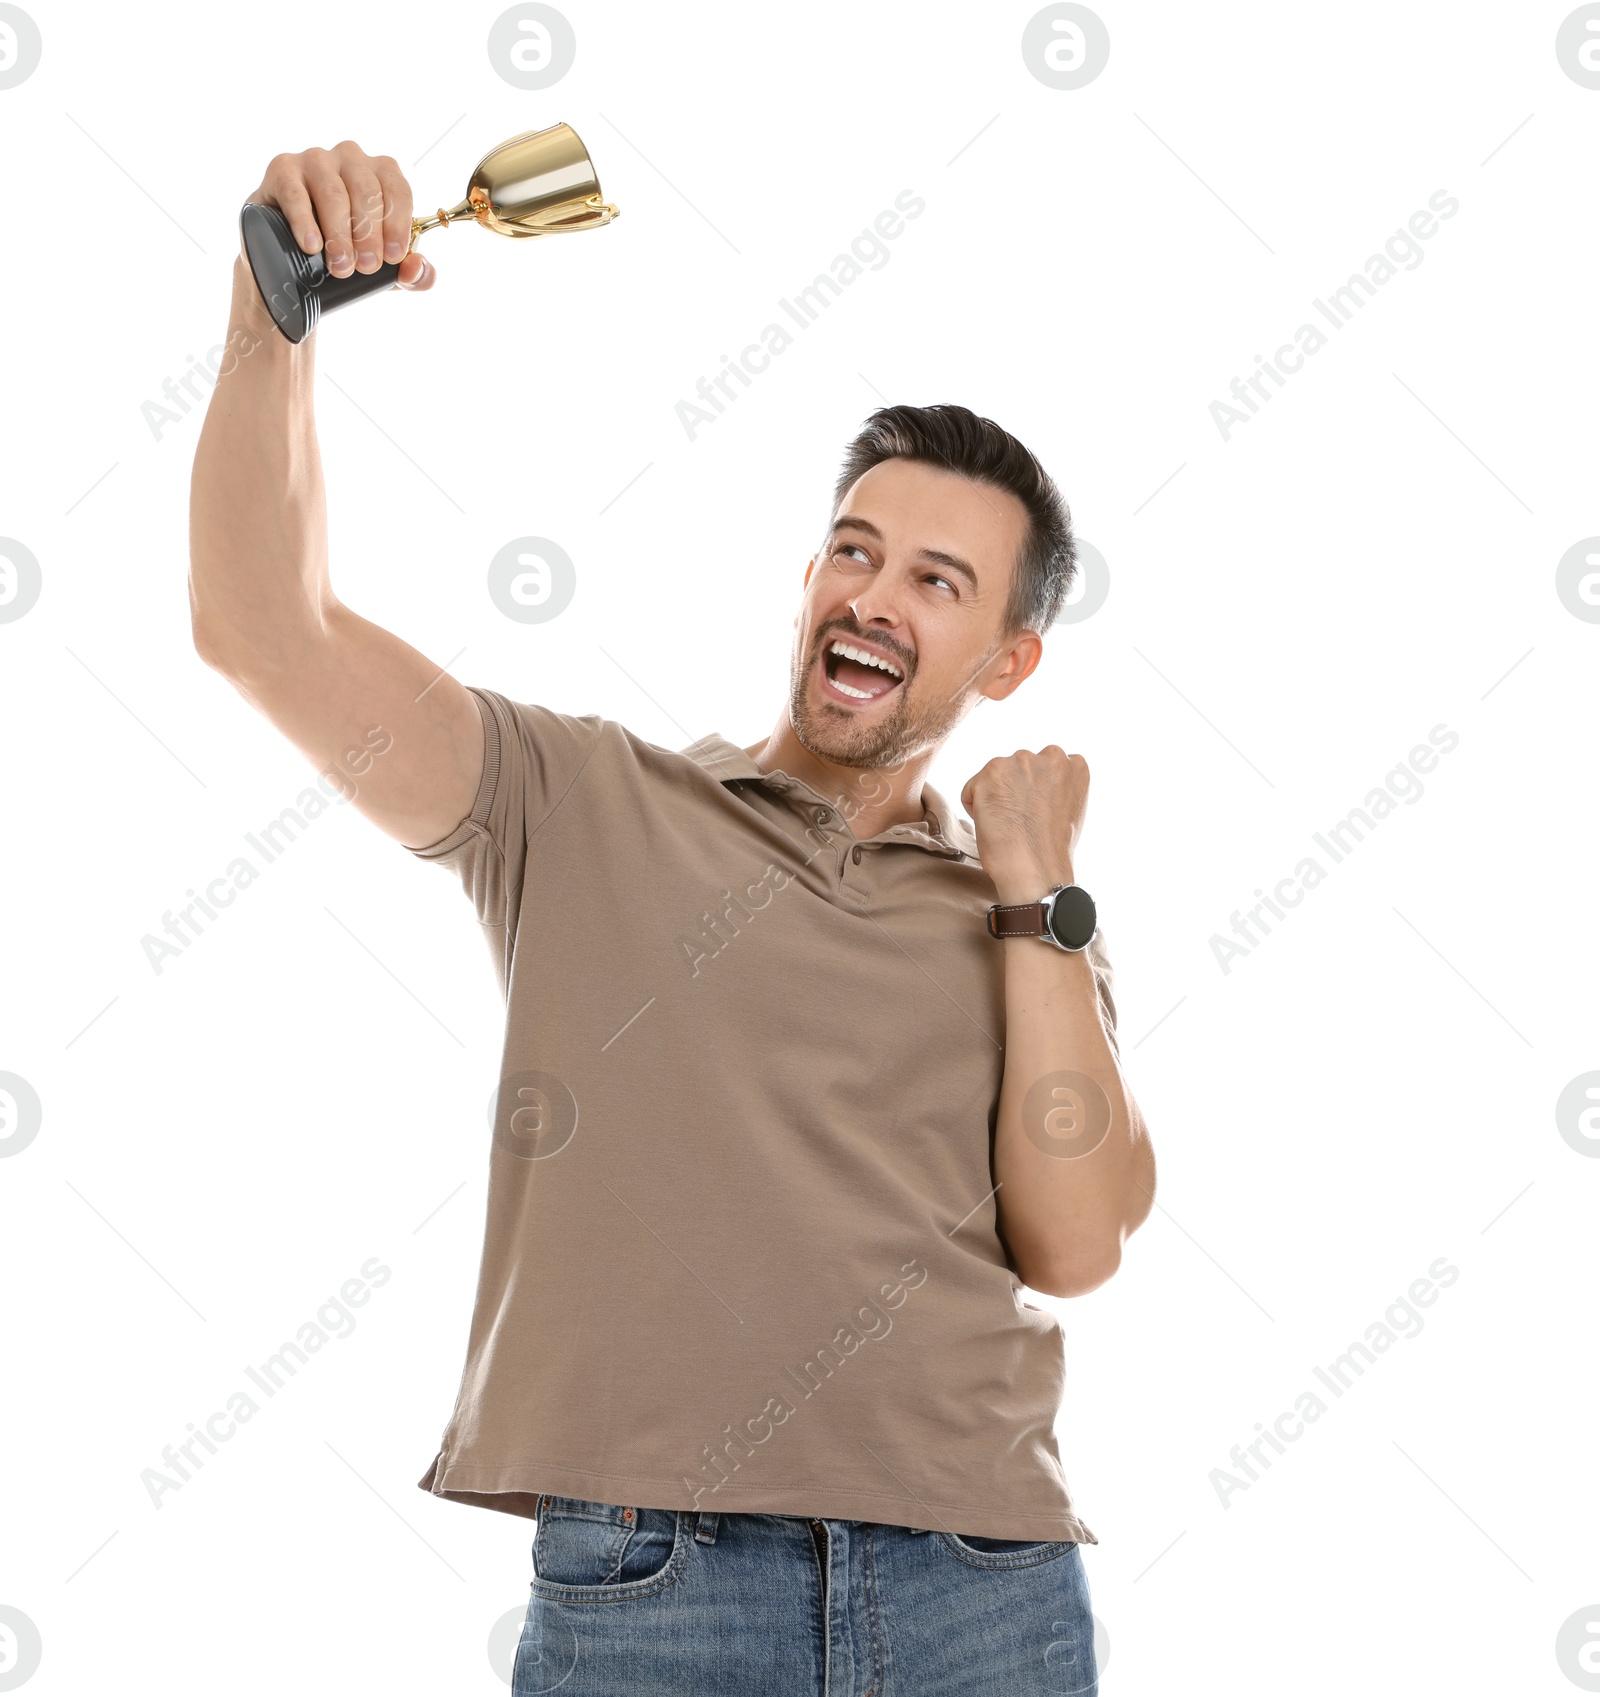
[788,456,1035,768]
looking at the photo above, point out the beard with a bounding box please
[786,625,969,769]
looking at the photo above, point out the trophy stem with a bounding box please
[410,197,479,246]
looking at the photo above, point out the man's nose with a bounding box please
[847,586,901,628]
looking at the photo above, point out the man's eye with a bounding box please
[926,574,955,593]
[833,544,871,564]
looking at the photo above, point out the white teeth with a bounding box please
[831,677,873,699]
[828,639,903,678]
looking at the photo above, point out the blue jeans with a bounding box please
[512,1494,1099,1695]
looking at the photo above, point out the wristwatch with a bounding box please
[986,884,1097,952]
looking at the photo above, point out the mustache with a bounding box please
[815,620,915,677]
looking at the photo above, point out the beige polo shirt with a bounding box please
[408,684,1118,1543]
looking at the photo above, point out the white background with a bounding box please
[1,2,1597,1692]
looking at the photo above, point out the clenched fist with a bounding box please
[236,141,436,338]
[961,746,1089,904]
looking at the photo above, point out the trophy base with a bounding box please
[240,202,402,344]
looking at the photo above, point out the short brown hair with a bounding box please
[827,403,1075,634]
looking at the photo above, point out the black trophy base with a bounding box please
[240,201,402,344]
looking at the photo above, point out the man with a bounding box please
[191,140,1155,1697]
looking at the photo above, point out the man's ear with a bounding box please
[977,630,1045,703]
[795,558,816,630]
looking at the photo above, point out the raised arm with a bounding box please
[189,141,483,850]
[962,745,1156,1298]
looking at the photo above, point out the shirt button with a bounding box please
[813,808,832,826]
[851,844,862,864]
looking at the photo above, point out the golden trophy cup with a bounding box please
[239,122,619,343]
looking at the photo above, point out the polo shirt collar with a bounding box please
[678,733,976,861]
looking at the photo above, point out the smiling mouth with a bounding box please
[820,637,906,704]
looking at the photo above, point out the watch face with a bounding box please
[1047,885,1097,951]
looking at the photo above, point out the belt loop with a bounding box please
[694,1510,720,1545]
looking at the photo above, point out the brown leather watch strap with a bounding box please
[986,900,1049,939]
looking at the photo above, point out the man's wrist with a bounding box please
[991,867,1076,907]
[230,254,301,358]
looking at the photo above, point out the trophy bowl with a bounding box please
[240,122,619,344]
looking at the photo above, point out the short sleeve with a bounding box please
[408,686,605,945]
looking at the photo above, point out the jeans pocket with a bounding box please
[531,1496,686,1599]
[938,1530,1077,1569]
